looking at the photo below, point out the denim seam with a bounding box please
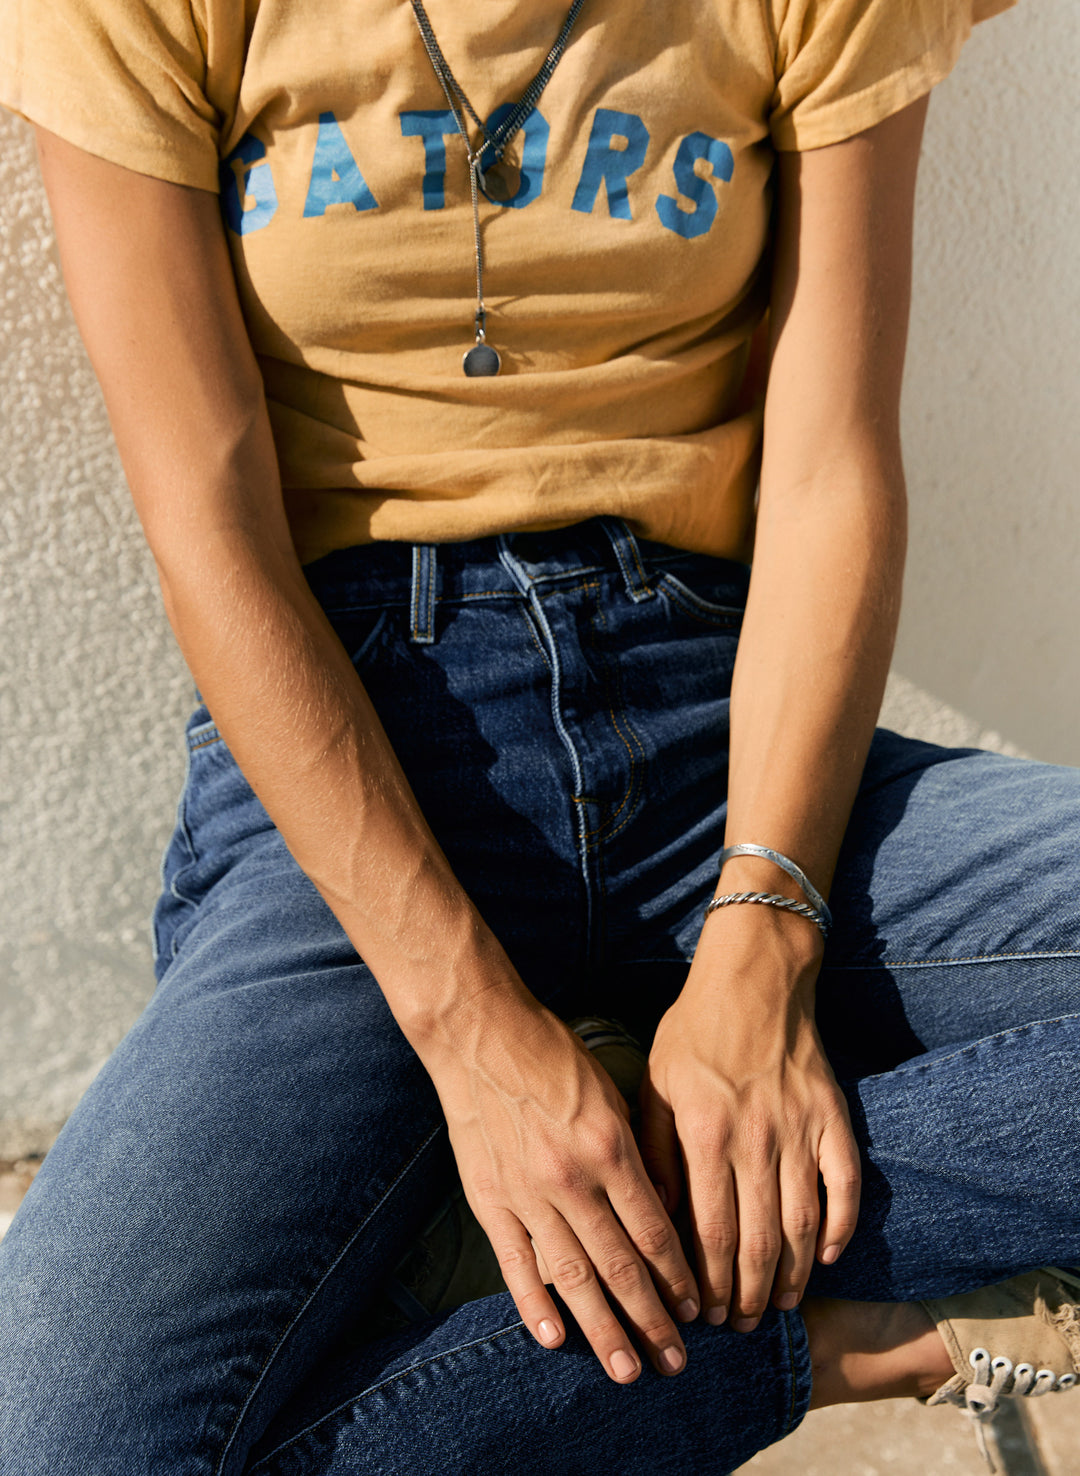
[214,1123,446,1476]
[516,602,553,674]
[510,573,594,947]
[154,735,201,972]
[626,533,650,589]
[524,581,590,801]
[577,584,645,846]
[409,548,421,639]
[511,561,606,587]
[832,949,1080,970]
[601,516,654,602]
[169,749,202,912]
[862,1011,1080,1082]
[656,574,743,627]
[246,1320,527,1473]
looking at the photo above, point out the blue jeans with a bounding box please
[2,519,1079,1475]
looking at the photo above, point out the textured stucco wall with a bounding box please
[0,113,194,1156]
[0,1,1074,1156]
[899,0,1080,764]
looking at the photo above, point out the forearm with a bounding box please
[708,102,924,932]
[154,528,527,1043]
[721,456,906,905]
[31,133,525,1050]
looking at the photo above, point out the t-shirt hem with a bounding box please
[973,0,1018,20]
[771,33,965,152]
[0,62,221,193]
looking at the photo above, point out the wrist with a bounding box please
[693,896,824,999]
[397,951,542,1069]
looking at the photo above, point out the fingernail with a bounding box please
[610,1349,639,1379]
[776,1292,799,1311]
[653,1183,668,1208]
[538,1320,561,1345]
[731,1316,759,1333]
[705,1305,727,1326]
[820,1244,841,1265]
[677,1298,699,1322]
[660,1346,685,1374]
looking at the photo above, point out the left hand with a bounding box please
[638,909,862,1329]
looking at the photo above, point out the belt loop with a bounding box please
[600,517,655,603]
[410,544,438,644]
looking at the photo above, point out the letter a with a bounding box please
[304,112,379,218]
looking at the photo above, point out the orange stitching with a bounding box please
[626,533,650,588]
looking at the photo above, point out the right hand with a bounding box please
[420,995,701,1383]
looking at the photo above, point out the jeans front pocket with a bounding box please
[652,551,748,629]
[152,706,272,978]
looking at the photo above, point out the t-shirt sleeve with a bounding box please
[766,0,1019,151]
[0,0,224,191]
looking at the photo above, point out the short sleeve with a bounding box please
[765,0,1020,151]
[0,0,226,191]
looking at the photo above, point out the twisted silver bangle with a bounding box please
[717,843,833,934]
[703,890,830,938]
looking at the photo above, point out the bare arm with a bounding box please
[642,96,927,1327]
[34,128,699,1382]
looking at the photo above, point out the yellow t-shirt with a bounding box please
[1,0,1014,565]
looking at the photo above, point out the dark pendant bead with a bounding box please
[463,342,501,376]
[479,162,520,203]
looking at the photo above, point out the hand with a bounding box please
[420,994,701,1382]
[639,910,861,1330]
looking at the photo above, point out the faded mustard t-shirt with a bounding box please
[1,0,1014,565]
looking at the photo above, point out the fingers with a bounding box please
[816,1116,862,1266]
[484,1184,695,1383]
[682,1133,737,1327]
[485,1208,567,1352]
[684,1131,830,1329]
[770,1159,821,1311]
[608,1166,700,1325]
[728,1162,782,1332]
[638,1079,682,1216]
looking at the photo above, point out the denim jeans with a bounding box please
[1,518,1079,1475]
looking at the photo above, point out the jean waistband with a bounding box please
[301,517,750,644]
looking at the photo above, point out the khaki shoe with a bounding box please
[921,1267,1080,1466]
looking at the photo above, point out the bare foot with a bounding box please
[801,1297,955,1409]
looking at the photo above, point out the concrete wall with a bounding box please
[0,0,1074,1156]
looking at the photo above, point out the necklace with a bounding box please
[409,0,588,376]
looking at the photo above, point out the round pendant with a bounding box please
[479,161,520,204]
[463,342,501,377]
